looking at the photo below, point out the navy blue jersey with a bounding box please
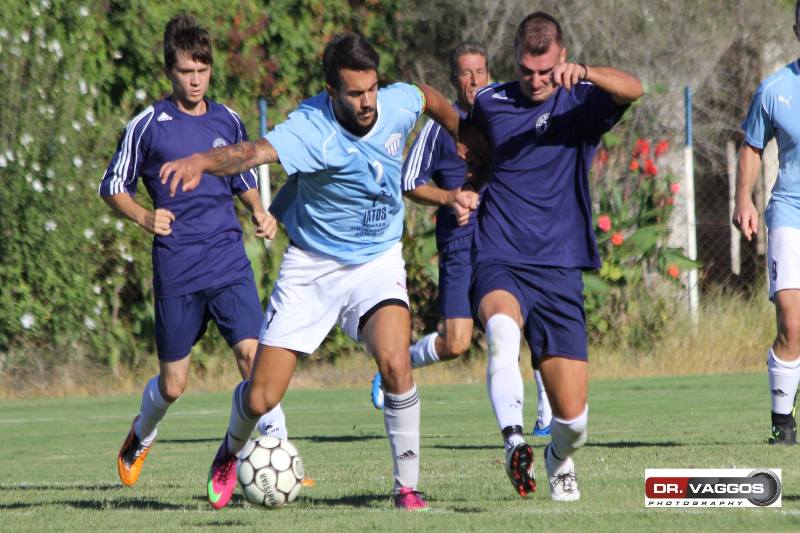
[402,104,476,246]
[99,98,258,298]
[469,81,627,270]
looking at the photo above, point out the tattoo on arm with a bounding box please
[205,138,278,176]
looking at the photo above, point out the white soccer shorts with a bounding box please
[259,242,409,354]
[767,226,800,300]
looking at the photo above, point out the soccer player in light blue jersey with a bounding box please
[460,12,642,501]
[733,0,800,446]
[160,33,463,511]
[100,14,286,488]
[369,41,553,437]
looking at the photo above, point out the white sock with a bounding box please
[225,381,259,455]
[410,333,440,369]
[549,405,588,470]
[534,369,553,427]
[383,385,421,491]
[256,403,288,440]
[768,348,800,415]
[486,314,524,432]
[134,375,171,447]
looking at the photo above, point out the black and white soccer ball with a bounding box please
[237,436,304,508]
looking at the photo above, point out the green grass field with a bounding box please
[1,373,799,531]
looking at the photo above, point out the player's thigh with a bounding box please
[361,304,413,394]
[767,227,800,302]
[232,338,258,377]
[539,357,588,419]
[154,291,209,362]
[471,262,524,327]
[247,343,300,414]
[207,275,264,351]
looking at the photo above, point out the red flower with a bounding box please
[666,196,675,205]
[597,214,612,232]
[611,232,624,246]
[596,149,609,166]
[644,159,658,176]
[633,138,650,158]
[667,264,680,279]
[670,182,680,194]
[655,139,669,156]
[629,159,640,171]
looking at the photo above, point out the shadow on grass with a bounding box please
[161,435,384,445]
[782,494,800,501]
[159,437,220,444]
[0,498,196,511]
[301,493,389,508]
[0,482,129,492]
[586,440,682,448]
[430,444,497,451]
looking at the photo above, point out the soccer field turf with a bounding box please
[1,373,798,531]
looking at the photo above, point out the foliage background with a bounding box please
[0,0,797,391]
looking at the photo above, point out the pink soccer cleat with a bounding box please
[207,438,238,509]
[393,487,429,511]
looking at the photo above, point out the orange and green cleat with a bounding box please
[207,438,238,509]
[117,416,152,487]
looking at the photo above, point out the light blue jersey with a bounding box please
[742,60,800,229]
[266,83,425,264]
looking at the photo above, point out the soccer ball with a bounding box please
[237,436,304,508]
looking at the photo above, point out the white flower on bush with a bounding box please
[122,253,134,263]
[50,39,62,60]
[73,156,83,168]
[66,183,75,192]
[20,30,30,43]
[47,183,54,192]
[46,168,54,178]
[79,6,89,16]
[10,46,21,57]
[72,121,81,131]
[20,313,35,330]
[32,161,41,172]
[0,29,8,40]
[41,0,50,9]
[78,79,88,95]
[0,154,6,167]
[115,220,124,232]
[135,89,146,101]
[94,305,102,316]
[85,110,95,125]
[32,179,43,192]
[6,149,14,161]
[84,228,94,240]
[101,215,110,224]
[83,316,97,330]
[58,134,66,144]
[93,284,102,295]
[44,220,57,231]
[31,6,40,17]
[20,133,32,146]
[112,50,122,59]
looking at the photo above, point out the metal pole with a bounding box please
[258,98,272,250]
[727,140,740,275]
[684,87,699,324]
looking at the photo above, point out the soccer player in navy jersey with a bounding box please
[461,12,643,501]
[733,0,800,445]
[159,33,465,511]
[99,14,287,488]
[370,41,553,436]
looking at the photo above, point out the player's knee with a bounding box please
[159,377,186,402]
[444,333,471,358]
[778,314,800,352]
[245,386,281,417]
[551,405,588,453]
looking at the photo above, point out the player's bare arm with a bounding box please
[159,137,279,197]
[238,188,278,240]
[418,83,460,140]
[732,143,763,241]
[405,183,478,227]
[553,63,643,104]
[102,192,175,236]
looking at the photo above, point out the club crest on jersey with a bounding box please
[384,133,402,156]
[212,138,228,148]
[535,113,551,135]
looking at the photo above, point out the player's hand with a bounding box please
[552,62,588,91]
[732,199,759,241]
[141,208,175,236]
[159,154,208,197]
[252,211,278,240]
[451,190,479,226]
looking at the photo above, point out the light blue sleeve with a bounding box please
[741,83,774,150]
[265,108,327,176]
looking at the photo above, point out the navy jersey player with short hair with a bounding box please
[101,14,286,490]
[369,41,554,438]
[461,11,643,502]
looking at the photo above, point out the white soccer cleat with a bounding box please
[544,443,580,502]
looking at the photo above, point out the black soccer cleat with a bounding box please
[504,441,537,497]
[768,411,797,445]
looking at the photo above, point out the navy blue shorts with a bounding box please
[438,236,473,319]
[470,261,588,364]
[155,275,263,361]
